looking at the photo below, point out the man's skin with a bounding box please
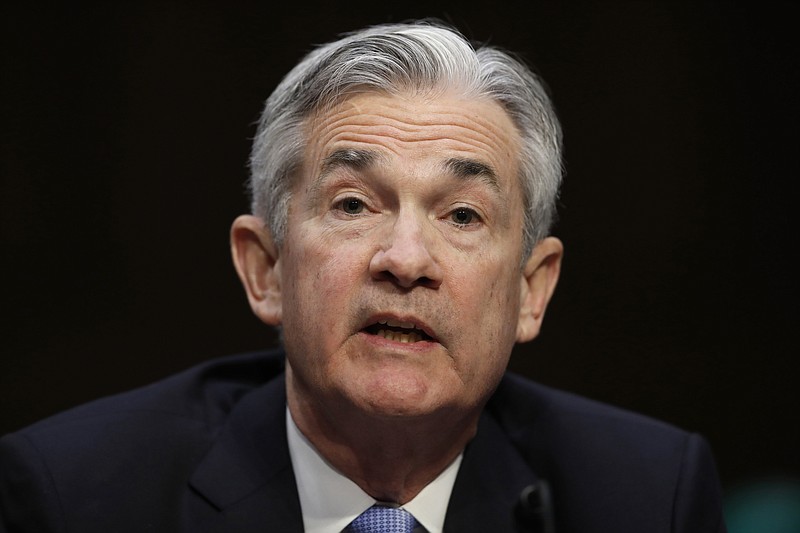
[231,90,563,504]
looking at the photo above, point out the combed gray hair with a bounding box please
[249,21,563,258]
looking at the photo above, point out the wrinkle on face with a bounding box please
[281,90,528,423]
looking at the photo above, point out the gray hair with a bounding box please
[249,21,563,258]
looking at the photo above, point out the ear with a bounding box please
[516,237,563,343]
[230,215,283,326]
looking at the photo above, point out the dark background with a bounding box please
[2,3,797,492]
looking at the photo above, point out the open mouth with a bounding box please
[363,319,435,344]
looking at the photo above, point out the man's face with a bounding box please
[272,91,545,419]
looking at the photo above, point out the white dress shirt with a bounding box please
[286,408,463,533]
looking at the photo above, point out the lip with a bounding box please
[360,313,440,345]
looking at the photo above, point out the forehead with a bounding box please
[301,91,521,188]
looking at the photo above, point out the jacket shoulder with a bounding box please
[0,350,287,531]
[488,373,726,532]
[13,350,285,436]
[491,372,687,441]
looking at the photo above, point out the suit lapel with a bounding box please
[187,366,547,532]
[188,375,304,532]
[444,409,544,533]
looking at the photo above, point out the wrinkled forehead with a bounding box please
[300,89,522,184]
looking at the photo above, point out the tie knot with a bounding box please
[346,504,417,533]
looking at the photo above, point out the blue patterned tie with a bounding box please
[345,504,418,533]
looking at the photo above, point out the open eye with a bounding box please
[338,197,365,215]
[449,207,480,226]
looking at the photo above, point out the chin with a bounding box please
[353,370,444,418]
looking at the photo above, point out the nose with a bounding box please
[369,210,443,289]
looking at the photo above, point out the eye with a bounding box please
[449,207,480,226]
[338,197,365,215]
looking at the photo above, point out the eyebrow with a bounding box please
[307,149,382,201]
[312,149,502,195]
[443,157,501,191]
[320,149,381,177]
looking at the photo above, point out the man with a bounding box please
[0,21,726,532]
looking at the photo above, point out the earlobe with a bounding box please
[516,237,563,343]
[230,215,283,326]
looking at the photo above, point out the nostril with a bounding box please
[375,270,399,283]
[417,276,435,287]
[373,269,438,289]
[369,245,442,288]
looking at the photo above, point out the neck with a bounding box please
[285,370,479,504]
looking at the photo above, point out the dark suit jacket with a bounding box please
[0,350,726,532]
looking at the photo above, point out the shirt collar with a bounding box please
[286,407,462,533]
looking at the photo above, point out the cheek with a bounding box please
[284,238,365,327]
[450,256,520,312]
[458,264,521,352]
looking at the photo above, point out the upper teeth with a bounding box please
[376,330,423,343]
[378,319,416,330]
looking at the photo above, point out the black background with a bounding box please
[2,3,797,491]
